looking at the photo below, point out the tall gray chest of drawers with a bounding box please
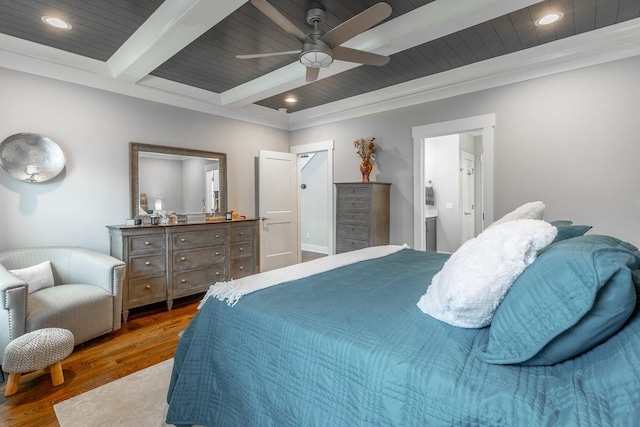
[107,219,258,321]
[335,182,391,254]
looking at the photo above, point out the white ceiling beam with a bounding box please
[107,0,245,83]
[221,0,543,108]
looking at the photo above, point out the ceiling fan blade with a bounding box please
[251,0,308,42]
[305,66,320,82]
[332,46,390,66]
[321,2,392,49]
[236,50,300,59]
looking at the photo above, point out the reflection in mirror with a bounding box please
[130,142,226,219]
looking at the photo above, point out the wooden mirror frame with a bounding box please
[129,142,227,218]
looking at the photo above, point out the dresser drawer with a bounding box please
[337,210,370,225]
[128,276,166,303]
[230,241,253,259]
[173,247,226,271]
[231,258,254,279]
[172,229,227,250]
[230,225,254,243]
[337,238,370,253]
[129,234,166,255]
[129,254,166,279]
[337,223,370,239]
[338,186,370,201]
[338,198,371,212]
[173,266,227,293]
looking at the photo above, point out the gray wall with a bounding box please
[290,55,640,248]
[0,68,289,253]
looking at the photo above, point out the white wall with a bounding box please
[300,151,329,253]
[290,55,640,248]
[0,68,289,253]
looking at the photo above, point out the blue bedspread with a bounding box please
[166,249,640,426]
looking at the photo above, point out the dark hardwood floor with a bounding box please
[0,295,201,427]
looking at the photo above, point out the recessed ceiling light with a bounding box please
[285,97,297,103]
[41,16,72,30]
[535,12,564,26]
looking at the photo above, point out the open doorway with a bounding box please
[291,140,335,259]
[412,115,495,251]
[423,133,483,253]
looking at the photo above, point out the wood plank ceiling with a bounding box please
[0,0,638,115]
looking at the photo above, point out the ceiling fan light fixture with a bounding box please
[300,50,333,68]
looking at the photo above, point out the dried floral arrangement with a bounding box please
[354,137,376,162]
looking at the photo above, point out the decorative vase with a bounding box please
[359,158,373,182]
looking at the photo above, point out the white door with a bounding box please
[460,151,475,244]
[258,150,300,272]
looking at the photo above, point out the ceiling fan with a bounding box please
[236,0,392,82]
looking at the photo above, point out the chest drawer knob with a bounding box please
[145,241,150,245]
[239,266,244,270]
[180,238,186,242]
[180,257,186,261]
[239,231,244,236]
[215,251,220,256]
[215,234,220,238]
[239,247,244,252]
[145,284,151,289]
[181,279,187,283]
[215,272,220,276]
[145,261,150,265]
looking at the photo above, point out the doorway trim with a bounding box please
[412,114,495,250]
[290,140,335,255]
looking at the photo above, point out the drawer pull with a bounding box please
[180,238,186,242]
[239,247,244,252]
[180,257,186,261]
[239,231,244,235]
[181,279,187,283]
[215,234,220,238]
[145,284,151,289]
[145,261,150,265]
[145,241,150,245]
[239,266,244,270]
[215,272,220,276]
[215,252,220,256]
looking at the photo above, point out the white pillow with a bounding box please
[9,261,55,294]
[417,219,557,328]
[490,201,545,228]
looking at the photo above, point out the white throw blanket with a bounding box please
[199,244,409,308]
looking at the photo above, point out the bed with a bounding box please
[166,217,640,426]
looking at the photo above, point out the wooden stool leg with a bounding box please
[49,362,65,387]
[4,373,21,396]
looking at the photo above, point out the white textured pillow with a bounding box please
[417,219,557,328]
[9,261,55,294]
[490,201,545,228]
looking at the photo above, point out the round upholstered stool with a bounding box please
[3,328,74,396]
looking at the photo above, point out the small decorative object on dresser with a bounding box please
[353,137,376,182]
[335,182,390,254]
[107,219,258,321]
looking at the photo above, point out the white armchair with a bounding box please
[0,247,126,365]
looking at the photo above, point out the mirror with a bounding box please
[130,142,227,218]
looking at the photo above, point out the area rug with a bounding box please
[54,358,173,427]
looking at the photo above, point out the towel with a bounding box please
[425,185,434,206]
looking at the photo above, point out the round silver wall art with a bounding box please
[0,133,66,183]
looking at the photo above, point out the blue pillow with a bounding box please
[549,220,592,243]
[478,235,639,366]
